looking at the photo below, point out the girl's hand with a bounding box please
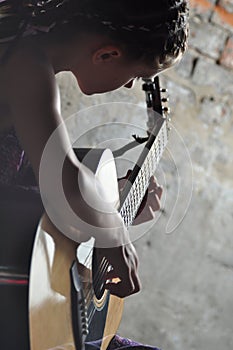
[118,170,163,225]
[95,242,141,298]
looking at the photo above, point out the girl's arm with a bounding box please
[6,48,140,297]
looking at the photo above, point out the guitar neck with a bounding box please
[119,77,169,227]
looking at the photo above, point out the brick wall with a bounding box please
[162,0,233,161]
[190,0,233,69]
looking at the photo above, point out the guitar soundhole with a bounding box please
[92,248,106,301]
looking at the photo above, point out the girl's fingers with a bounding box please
[148,193,161,211]
[105,271,141,298]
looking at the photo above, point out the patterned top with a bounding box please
[0,127,37,188]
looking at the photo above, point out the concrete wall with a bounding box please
[57,1,233,349]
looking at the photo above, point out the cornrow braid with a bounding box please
[29,0,189,69]
[0,0,189,70]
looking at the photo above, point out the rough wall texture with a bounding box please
[57,1,233,349]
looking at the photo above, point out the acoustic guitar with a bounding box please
[29,77,170,350]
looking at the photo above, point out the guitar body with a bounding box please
[29,148,124,350]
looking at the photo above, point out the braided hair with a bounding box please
[0,0,189,70]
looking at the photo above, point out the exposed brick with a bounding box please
[161,77,196,107]
[190,0,216,21]
[175,50,199,78]
[220,35,233,70]
[219,0,233,13]
[189,19,228,60]
[198,96,232,125]
[211,4,233,34]
[192,57,233,95]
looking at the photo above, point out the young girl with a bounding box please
[0,0,189,348]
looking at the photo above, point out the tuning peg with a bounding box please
[160,88,168,93]
[161,97,169,103]
[82,328,89,336]
[81,310,88,317]
[162,107,171,114]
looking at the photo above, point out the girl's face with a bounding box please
[70,49,157,95]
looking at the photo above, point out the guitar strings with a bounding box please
[79,141,160,299]
[83,160,162,327]
[87,267,111,326]
[85,258,110,306]
[84,256,107,303]
[79,153,155,325]
[86,260,110,325]
[78,83,168,330]
[80,143,162,323]
[77,253,112,326]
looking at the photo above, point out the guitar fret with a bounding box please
[120,120,168,227]
[120,74,170,227]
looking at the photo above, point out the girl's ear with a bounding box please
[92,46,122,64]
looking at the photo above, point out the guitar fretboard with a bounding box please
[119,116,168,227]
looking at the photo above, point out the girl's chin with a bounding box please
[75,79,92,95]
[76,80,100,95]
[76,77,122,95]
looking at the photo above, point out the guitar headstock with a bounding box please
[142,77,171,135]
[142,76,170,115]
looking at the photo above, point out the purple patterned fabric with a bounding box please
[86,335,161,350]
[0,127,24,185]
[0,127,37,188]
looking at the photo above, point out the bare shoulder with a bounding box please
[0,41,65,177]
[2,41,58,108]
[0,41,57,128]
